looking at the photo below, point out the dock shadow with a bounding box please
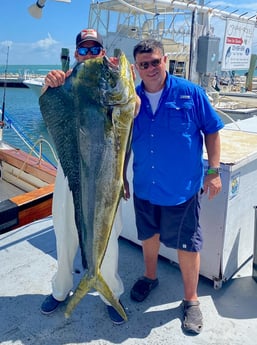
[199,273,257,320]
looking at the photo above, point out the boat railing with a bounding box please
[23,73,46,81]
[0,109,57,168]
[0,72,46,82]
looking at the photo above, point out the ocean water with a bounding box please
[0,86,57,166]
[0,65,68,166]
[0,64,61,77]
[2,63,256,78]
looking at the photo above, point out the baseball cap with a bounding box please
[76,29,103,48]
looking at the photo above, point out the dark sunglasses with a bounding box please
[77,46,102,56]
[137,58,162,70]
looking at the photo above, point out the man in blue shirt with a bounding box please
[125,39,224,334]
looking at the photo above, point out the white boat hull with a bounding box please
[219,91,257,108]
[23,78,44,97]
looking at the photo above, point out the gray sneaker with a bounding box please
[182,300,203,334]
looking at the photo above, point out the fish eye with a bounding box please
[105,71,111,78]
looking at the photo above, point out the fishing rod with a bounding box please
[0,46,9,140]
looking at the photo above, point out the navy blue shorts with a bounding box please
[133,193,203,252]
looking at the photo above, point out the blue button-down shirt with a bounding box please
[132,73,224,206]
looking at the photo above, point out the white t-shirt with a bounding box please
[145,89,163,114]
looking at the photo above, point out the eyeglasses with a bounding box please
[137,58,162,70]
[77,46,102,56]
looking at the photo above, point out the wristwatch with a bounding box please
[207,167,220,175]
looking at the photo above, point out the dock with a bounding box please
[0,77,28,88]
[0,73,45,88]
[1,215,257,344]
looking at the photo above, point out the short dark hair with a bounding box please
[133,39,164,60]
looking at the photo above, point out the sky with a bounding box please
[1,0,257,65]
[0,0,90,65]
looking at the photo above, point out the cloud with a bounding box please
[0,41,13,48]
[34,33,59,50]
[0,34,67,64]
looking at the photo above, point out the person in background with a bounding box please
[40,29,128,325]
[125,39,224,334]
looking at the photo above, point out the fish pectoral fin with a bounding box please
[96,273,127,321]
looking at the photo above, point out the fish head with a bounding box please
[100,54,135,107]
[71,53,135,107]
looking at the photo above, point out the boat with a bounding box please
[23,76,45,97]
[0,109,57,234]
[0,71,46,90]
[22,48,70,97]
[26,1,257,116]
[209,88,257,123]
[218,90,257,108]
[216,74,257,110]
[212,54,257,115]
[0,40,66,234]
[0,73,28,88]
[208,89,257,124]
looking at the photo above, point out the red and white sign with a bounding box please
[221,19,255,71]
[226,37,243,45]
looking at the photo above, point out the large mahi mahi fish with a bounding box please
[39,53,136,320]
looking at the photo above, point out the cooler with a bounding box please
[121,123,257,288]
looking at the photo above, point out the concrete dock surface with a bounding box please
[1,216,257,345]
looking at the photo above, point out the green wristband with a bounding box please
[207,167,220,175]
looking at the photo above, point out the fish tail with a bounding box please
[96,273,127,321]
[65,272,127,321]
[65,274,92,318]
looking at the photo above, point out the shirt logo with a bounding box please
[180,95,191,99]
